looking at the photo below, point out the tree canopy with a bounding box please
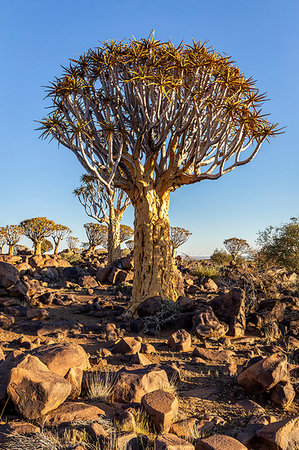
[20,217,56,255]
[223,237,250,263]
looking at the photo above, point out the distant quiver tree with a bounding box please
[74,174,130,262]
[0,228,6,254]
[3,225,24,256]
[51,224,71,255]
[223,237,250,263]
[39,35,280,314]
[170,227,192,258]
[20,217,55,256]
[84,223,108,252]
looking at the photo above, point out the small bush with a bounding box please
[189,262,220,279]
[84,370,115,402]
[210,248,232,265]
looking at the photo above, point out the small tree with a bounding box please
[3,225,24,256]
[170,227,192,258]
[39,35,280,313]
[84,223,108,252]
[74,174,130,263]
[41,239,53,254]
[210,248,232,265]
[0,228,6,254]
[67,236,80,251]
[224,237,250,263]
[120,224,134,246]
[20,217,56,255]
[257,217,299,273]
[51,224,72,254]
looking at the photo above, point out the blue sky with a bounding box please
[1,0,298,255]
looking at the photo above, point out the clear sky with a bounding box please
[1,0,298,256]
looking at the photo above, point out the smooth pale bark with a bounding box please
[107,213,121,263]
[54,242,60,255]
[127,189,177,315]
[8,245,14,256]
[34,241,42,256]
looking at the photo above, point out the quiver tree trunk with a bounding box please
[54,242,60,255]
[128,189,177,315]
[34,241,42,256]
[107,202,121,263]
[8,245,14,256]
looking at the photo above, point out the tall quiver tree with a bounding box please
[170,227,192,258]
[20,217,56,255]
[74,174,130,262]
[0,228,6,254]
[39,36,280,314]
[51,224,71,254]
[3,225,24,256]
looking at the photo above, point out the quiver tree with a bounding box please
[51,224,71,254]
[223,237,250,263]
[39,35,280,314]
[170,227,192,258]
[126,240,134,251]
[67,236,79,250]
[84,223,108,252]
[0,228,6,254]
[20,217,56,255]
[74,174,130,262]
[3,225,24,256]
[41,239,53,254]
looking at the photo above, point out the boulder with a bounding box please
[195,434,247,449]
[131,352,152,366]
[111,337,141,355]
[41,401,106,427]
[0,262,19,289]
[113,366,169,403]
[210,288,246,337]
[79,275,98,288]
[256,417,299,450]
[193,305,229,339]
[155,433,195,449]
[111,432,139,450]
[237,353,288,394]
[141,389,178,432]
[0,421,40,445]
[167,329,191,352]
[7,367,71,419]
[65,367,83,399]
[137,296,162,317]
[96,265,113,283]
[30,343,90,377]
[270,380,295,408]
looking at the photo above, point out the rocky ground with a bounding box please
[0,251,298,449]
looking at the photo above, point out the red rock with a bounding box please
[111,337,141,355]
[210,288,246,337]
[141,389,178,432]
[155,433,195,449]
[131,352,152,366]
[113,366,169,403]
[168,329,191,352]
[270,381,296,409]
[31,343,90,377]
[0,262,20,288]
[41,401,106,427]
[237,353,288,394]
[195,434,247,449]
[256,416,299,450]
[141,343,156,354]
[193,305,229,339]
[7,367,71,419]
[65,367,83,399]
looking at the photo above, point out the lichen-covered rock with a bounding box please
[141,389,178,432]
[193,305,229,339]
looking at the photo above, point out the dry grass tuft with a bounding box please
[85,370,116,402]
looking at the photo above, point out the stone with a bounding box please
[256,416,299,450]
[0,421,40,444]
[170,418,198,438]
[131,352,152,366]
[36,321,83,336]
[26,308,49,320]
[137,296,162,317]
[96,265,113,283]
[195,434,247,449]
[192,347,234,363]
[167,329,191,352]
[270,380,296,409]
[65,367,83,399]
[193,305,229,339]
[79,275,98,288]
[0,262,19,288]
[16,354,49,372]
[30,343,90,377]
[87,422,109,445]
[141,343,156,354]
[41,401,106,427]
[155,433,195,449]
[237,353,288,394]
[111,337,141,355]
[7,367,72,419]
[203,278,218,292]
[141,389,178,432]
[210,288,246,337]
[113,366,169,403]
[112,432,139,450]
[0,313,14,328]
